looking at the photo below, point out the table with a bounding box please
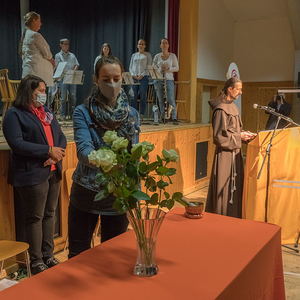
[0,209,285,300]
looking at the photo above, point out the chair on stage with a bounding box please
[0,240,31,278]
[9,80,21,99]
[175,80,190,121]
[64,168,100,251]
[0,69,16,121]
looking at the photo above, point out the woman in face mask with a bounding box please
[2,75,66,275]
[68,56,140,258]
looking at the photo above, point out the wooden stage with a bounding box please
[0,121,213,254]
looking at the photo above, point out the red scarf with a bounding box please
[30,105,53,126]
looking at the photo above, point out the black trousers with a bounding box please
[68,203,129,259]
[14,171,60,266]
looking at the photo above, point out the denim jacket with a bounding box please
[72,103,140,192]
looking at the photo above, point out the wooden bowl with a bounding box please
[184,201,204,219]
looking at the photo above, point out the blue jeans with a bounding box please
[154,79,177,120]
[132,76,149,115]
[60,83,77,117]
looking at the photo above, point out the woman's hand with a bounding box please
[49,58,55,68]
[241,131,257,142]
[43,158,57,167]
[49,146,65,161]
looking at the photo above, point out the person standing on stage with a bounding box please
[93,43,112,73]
[129,39,152,117]
[153,38,179,124]
[54,38,79,120]
[205,77,256,218]
[20,11,55,87]
[265,93,291,130]
[68,56,140,258]
[2,75,66,275]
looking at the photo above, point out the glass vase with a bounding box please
[127,207,166,277]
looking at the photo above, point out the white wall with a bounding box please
[197,0,235,80]
[234,17,295,82]
[197,0,295,82]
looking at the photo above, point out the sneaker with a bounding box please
[44,257,60,268]
[31,263,48,275]
[172,119,179,125]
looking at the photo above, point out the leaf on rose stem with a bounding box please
[160,199,175,210]
[149,193,159,205]
[138,162,148,175]
[126,163,138,179]
[157,180,169,189]
[156,166,169,175]
[172,192,183,201]
[166,168,176,176]
[132,190,151,201]
[171,192,189,207]
[156,155,162,164]
[147,161,159,172]
[164,191,170,199]
[113,199,127,213]
[95,173,108,186]
[145,177,156,189]
[131,145,143,160]
[94,190,108,202]
[167,176,173,184]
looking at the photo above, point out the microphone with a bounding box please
[253,104,275,112]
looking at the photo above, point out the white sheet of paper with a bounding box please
[63,70,84,85]
[0,278,18,291]
[53,62,67,79]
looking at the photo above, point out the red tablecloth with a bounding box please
[0,209,285,300]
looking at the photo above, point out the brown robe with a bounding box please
[205,93,244,218]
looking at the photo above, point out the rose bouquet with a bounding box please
[88,130,188,276]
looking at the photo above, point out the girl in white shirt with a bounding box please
[153,38,179,124]
[129,39,152,116]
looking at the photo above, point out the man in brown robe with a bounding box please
[205,78,255,218]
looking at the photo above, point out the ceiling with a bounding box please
[222,0,300,49]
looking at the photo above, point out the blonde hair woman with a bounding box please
[20,11,55,87]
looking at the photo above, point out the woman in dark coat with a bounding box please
[3,75,66,275]
[205,78,256,218]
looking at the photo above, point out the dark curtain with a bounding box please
[29,0,165,104]
[168,0,179,56]
[0,0,21,79]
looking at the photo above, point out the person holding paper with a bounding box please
[205,77,256,218]
[20,11,54,87]
[129,39,152,117]
[153,38,179,124]
[54,38,79,120]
